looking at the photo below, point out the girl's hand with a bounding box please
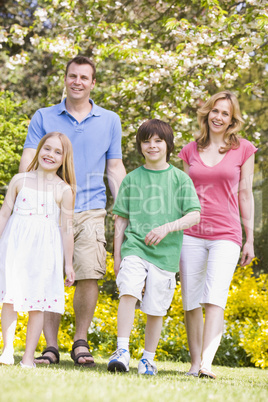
[240,241,254,267]
[145,224,169,246]
[64,265,75,286]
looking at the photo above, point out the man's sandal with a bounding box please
[35,346,60,365]
[70,339,96,368]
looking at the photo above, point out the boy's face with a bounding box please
[140,134,167,167]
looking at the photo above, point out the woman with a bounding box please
[178,91,257,379]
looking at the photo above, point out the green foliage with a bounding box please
[0,91,28,193]
[0,254,267,368]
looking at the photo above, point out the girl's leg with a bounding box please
[117,295,137,338]
[22,310,44,366]
[144,315,163,353]
[0,303,17,365]
[184,308,203,374]
[201,304,224,372]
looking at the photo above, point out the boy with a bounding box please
[108,119,201,375]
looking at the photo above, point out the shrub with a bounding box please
[0,255,267,368]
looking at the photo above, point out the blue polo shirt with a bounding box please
[24,99,122,212]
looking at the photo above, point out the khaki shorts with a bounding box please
[116,255,176,316]
[73,209,107,281]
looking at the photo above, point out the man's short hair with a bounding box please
[65,56,96,80]
[136,119,174,162]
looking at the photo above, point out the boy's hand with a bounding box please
[113,255,121,277]
[64,265,75,287]
[145,224,169,246]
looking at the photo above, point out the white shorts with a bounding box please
[116,255,176,316]
[179,235,240,311]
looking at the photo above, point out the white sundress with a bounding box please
[0,181,65,314]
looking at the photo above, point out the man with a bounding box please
[19,56,126,367]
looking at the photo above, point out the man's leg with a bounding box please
[34,312,61,364]
[72,278,99,364]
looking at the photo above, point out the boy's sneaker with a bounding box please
[138,358,157,375]
[107,348,130,372]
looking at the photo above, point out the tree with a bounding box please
[0,0,267,269]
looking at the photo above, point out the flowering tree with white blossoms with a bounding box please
[0,0,268,268]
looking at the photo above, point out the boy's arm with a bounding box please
[60,186,75,286]
[145,210,200,246]
[113,215,129,276]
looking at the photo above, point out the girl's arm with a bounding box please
[144,210,200,246]
[60,186,75,286]
[0,176,18,236]
[113,215,128,277]
[238,153,255,266]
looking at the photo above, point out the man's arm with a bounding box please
[19,148,36,173]
[106,158,126,201]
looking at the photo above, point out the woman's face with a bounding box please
[208,99,233,137]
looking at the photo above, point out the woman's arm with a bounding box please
[182,161,190,175]
[60,186,75,286]
[113,215,129,277]
[238,153,255,266]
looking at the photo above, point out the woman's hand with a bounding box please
[240,241,254,266]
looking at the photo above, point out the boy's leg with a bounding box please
[117,295,137,337]
[22,310,44,367]
[138,314,162,375]
[0,303,17,365]
[144,315,163,352]
[108,295,137,372]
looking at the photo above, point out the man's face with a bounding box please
[64,62,96,102]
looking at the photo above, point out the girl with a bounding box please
[0,132,76,368]
[178,91,257,379]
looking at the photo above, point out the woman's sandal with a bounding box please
[198,368,216,379]
[34,346,60,365]
[70,339,96,368]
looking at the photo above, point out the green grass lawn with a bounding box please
[0,353,267,402]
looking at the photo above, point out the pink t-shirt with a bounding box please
[178,138,257,246]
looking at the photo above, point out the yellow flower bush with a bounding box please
[0,254,267,368]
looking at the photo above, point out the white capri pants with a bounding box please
[180,235,240,311]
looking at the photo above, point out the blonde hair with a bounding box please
[196,91,244,154]
[27,132,76,205]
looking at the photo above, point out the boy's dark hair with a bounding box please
[65,56,96,80]
[136,119,174,162]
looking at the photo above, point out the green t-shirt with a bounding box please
[113,164,201,272]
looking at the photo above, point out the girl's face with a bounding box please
[208,99,233,137]
[38,136,63,173]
